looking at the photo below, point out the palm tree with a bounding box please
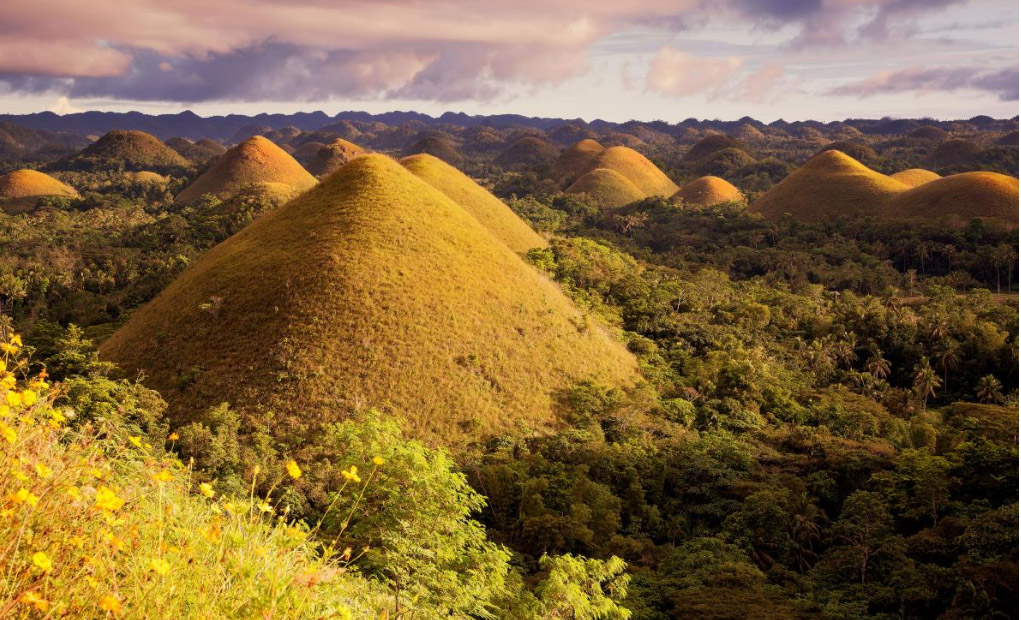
[933,340,960,396]
[975,375,1004,404]
[866,350,891,380]
[913,357,941,411]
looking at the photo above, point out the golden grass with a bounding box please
[674,176,743,207]
[582,146,679,197]
[175,136,317,205]
[101,155,638,446]
[565,168,647,209]
[885,171,1019,227]
[70,130,188,170]
[307,138,366,178]
[0,169,79,201]
[749,150,910,222]
[401,153,547,253]
[553,139,604,182]
[889,169,941,188]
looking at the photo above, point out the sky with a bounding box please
[0,0,1017,122]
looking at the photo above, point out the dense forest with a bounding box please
[0,114,1017,619]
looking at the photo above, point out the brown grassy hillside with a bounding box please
[65,130,188,171]
[0,169,79,200]
[403,136,463,164]
[553,139,604,182]
[306,138,366,178]
[566,168,647,209]
[890,169,941,187]
[885,171,1019,227]
[400,153,546,253]
[749,150,909,221]
[175,136,316,204]
[101,155,637,445]
[684,134,746,162]
[583,146,679,197]
[674,176,743,207]
[495,137,558,167]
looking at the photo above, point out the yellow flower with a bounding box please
[285,460,302,479]
[149,558,170,576]
[5,390,22,407]
[66,486,82,500]
[1,342,20,355]
[372,456,385,466]
[18,591,48,611]
[12,488,39,507]
[32,551,53,573]
[94,486,125,512]
[258,501,273,514]
[20,390,37,406]
[0,404,10,417]
[35,463,52,478]
[98,594,122,615]
[103,532,125,552]
[0,421,16,443]
[199,482,215,499]
[10,334,22,347]
[151,470,174,484]
[341,465,361,483]
[128,436,143,449]
[168,432,179,441]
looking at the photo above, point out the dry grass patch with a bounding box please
[885,171,1019,227]
[674,176,743,207]
[582,146,679,197]
[889,169,941,188]
[553,139,604,183]
[565,168,647,209]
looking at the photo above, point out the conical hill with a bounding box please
[889,169,940,188]
[100,155,638,445]
[749,150,909,221]
[565,168,646,209]
[400,153,546,253]
[674,176,742,207]
[175,136,317,204]
[553,139,604,182]
[306,138,366,178]
[65,130,188,171]
[0,169,79,201]
[581,146,679,197]
[884,172,1019,227]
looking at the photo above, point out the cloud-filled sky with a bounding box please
[0,0,1017,121]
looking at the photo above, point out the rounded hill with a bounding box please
[494,137,558,167]
[0,169,79,208]
[749,150,909,221]
[553,139,604,182]
[889,169,941,187]
[818,141,880,165]
[400,153,546,253]
[100,154,638,445]
[64,130,188,171]
[167,138,226,162]
[582,146,679,197]
[674,176,742,207]
[175,136,317,205]
[306,138,366,178]
[403,136,463,165]
[565,168,647,209]
[684,134,746,162]
[929,139,982,167]
[885,172,1019,227]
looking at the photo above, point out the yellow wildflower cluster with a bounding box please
[0,331,375,617]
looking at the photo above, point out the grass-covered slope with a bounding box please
[553,139,604,182]
[101,155,637,444]
[175,136,317,204]
[890,168,941,187]
[749,150,910,221]
[582,146,679,197]
[0,169,79,201]
[64,130,188,171]
[674,176,742,207]
[306,138,366,177]
[565,168,647,209]
[885,171,1019,227]
[400,153,547,252]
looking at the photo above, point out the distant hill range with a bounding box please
[1,110,1017,142]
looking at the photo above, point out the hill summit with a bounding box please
[581,146,679,197]
[306,138,366,177]
[553,139,604,182]
[101,155,638,445]
[565,168,646,209]
[0,169,79,201]
[175,136,317,204]
[674,176,742,207]
[749,150,909,221]
[885,171,1019,227]
[400,153,546,253]
[64,130,188,171]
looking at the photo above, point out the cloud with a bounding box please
[738,63,787,103]
[831,65,1020,101]
[646,47,743,97]
[0,0,1001,104]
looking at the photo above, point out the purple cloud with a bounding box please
[831,65,1020,101]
